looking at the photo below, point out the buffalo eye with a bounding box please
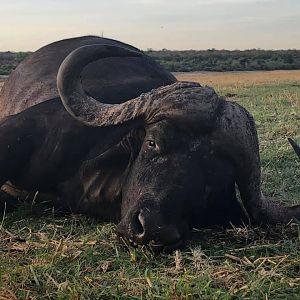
[147,140,157,148]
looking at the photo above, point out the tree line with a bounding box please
[0,51,30,75]
[1,49,300,75]
[146,49,300,72]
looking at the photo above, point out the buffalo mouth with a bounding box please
[116,231,188,252]
[148,238,187,252]
[116,218,189,252]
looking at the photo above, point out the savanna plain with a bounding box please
[0,70,299,299]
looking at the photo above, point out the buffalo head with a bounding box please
[57,45,300,251]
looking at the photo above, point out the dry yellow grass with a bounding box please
[175,70,300,88]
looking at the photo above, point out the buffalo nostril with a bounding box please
[131,211,145,236]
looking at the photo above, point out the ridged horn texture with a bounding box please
[288,138,300,159]
[57,44,223,128]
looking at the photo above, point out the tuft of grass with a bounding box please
[1,73,300,299]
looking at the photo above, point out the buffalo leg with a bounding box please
[0,118,33,213]
[0,116,34,189]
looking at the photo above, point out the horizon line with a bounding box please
[1,48,300,53]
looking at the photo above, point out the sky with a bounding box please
[0,0,300,51]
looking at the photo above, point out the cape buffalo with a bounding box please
[0,36,299,251]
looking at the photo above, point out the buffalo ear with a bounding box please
[84,126,145,171]
[78,127,145,218]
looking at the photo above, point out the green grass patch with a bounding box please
[0,81,299,299]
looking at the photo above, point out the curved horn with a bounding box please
[57,44,148,127]
[288,138,300,159]
[57,44,218,128]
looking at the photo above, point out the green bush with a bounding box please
[0,51,31,75]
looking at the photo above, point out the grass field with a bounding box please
[0,71,300,299]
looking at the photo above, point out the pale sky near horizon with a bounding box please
[0,0,299,51]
